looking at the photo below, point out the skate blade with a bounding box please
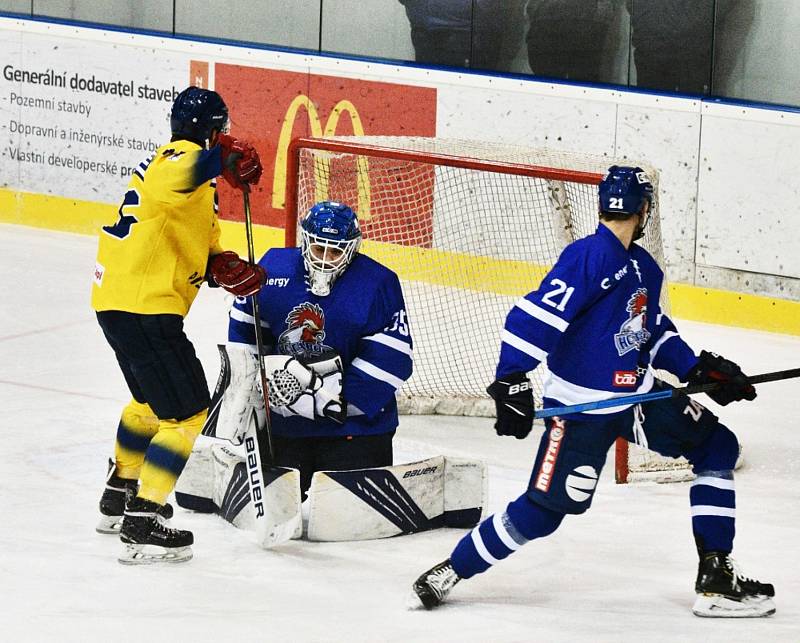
[693,593,776,618]
[118,543,193,565]
[405,590,428,610]
[96,515,122,534]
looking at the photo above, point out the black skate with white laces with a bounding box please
[118,497,193,565]
[693,551,775,617]
[411,559,461,609]
[96,460,173,534]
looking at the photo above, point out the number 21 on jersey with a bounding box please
[541,278,575,312]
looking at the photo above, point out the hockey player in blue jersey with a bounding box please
[227,201,413,495]
[411,166,774,617]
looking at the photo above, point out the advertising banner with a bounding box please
[0,31,187,205]
[213,64,436,226]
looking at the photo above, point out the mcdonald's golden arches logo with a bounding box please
[212,65,437,226]
[272,96,372,218]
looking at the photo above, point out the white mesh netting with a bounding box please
[291,136,690,482]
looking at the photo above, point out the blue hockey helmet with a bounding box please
[170,86,229,147]
[300,201,362,296]
[598,165,654,217]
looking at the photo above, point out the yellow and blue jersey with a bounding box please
[91,139,224,316]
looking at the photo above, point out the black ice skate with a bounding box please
[693,551,775,617]
[411,559,461,609]
[118,497,193,565]
[96,460,173,534]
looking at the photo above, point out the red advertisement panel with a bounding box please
[212,64,437,227]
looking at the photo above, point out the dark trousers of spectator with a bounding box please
[633,45,712,94]
[527,17,611,83]
[410,27,502,69]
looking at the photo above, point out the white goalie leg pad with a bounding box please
[209,442,303,545]
[174,434,220,513]
[443,457,488,528]
[306,456,486,542]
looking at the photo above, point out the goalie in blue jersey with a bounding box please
[225,201,413,496]
[412,166,775,617]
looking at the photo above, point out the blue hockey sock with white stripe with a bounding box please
[450,492,564,579]
[690,469,735,552]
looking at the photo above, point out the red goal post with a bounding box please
[284,135,689,483]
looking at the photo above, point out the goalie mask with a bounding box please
[598,165,654,240]
[300,201,362,296]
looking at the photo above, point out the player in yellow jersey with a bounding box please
[92,86,265,564]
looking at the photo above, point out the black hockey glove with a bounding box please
[684,350,757,406]
[487,372,535,439]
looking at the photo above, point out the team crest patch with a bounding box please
[614,288,651,356]
[278,302,331,356]
[93,262,104,286]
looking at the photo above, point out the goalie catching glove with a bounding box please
[487,372,535,439]
[265,349,347,424]
[684,350,757,406]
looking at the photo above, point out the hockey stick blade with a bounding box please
[535,367,800,419]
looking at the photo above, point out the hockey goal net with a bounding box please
[285,136,690,483]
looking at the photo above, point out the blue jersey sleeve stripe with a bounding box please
[363,332,413,356]
[649,330,678,363]
[516,297,569,332]
[500,329,548,362]
[351,357,406,390]
[230,306,270,328]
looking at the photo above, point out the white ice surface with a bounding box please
[0,223,798,642]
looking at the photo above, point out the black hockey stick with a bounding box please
[536,367,800,419]
[242,186,275,463]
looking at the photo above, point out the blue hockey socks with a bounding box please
[450,492,564,579]
[687,426,739,553]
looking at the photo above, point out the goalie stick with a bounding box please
[241,187,299,548]
[536,367,800,419]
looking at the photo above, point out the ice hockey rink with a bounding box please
[1,223,798,642]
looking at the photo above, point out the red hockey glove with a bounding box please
[207,251,266,296]
[217,134,263,189]
[487,372,535,439]
[684,350,757,406]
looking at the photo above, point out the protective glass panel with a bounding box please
[175,0,320,50]
[321,0,413,61]
[31,0,173,32]
[626,0,715,94]
[713,0,800,107]
[0,0,31,15]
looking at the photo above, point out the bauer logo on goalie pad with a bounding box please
[245,435,264,518]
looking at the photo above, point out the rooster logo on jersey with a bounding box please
[278,302,330,357]
[614,288,651,356]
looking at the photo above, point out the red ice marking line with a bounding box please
[0,379,125,403]
[0,318,92,343]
